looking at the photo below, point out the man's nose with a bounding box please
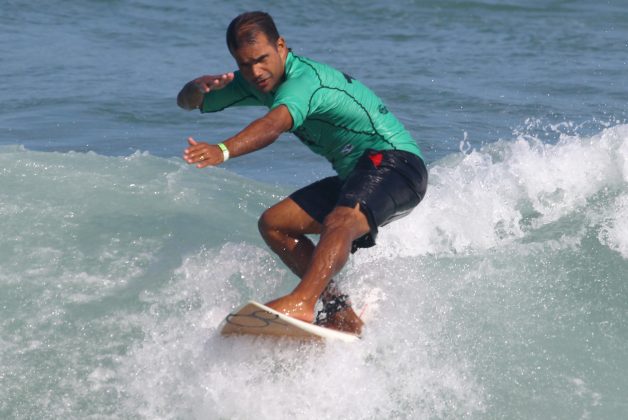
[252,64,264,79]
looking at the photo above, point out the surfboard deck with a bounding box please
[220,300,360,343]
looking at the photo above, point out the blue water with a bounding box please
[1,1,627,419]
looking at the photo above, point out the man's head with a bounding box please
[226,11,288,93]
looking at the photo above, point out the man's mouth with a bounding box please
[256,77,270,89]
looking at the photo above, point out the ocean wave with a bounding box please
[2,124,627,419]
[373,123,628,258]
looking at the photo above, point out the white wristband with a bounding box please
[217,143,230,162]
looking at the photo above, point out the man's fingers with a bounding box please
[196,160,212,169]
[183,139,221,167]
[184,137,201,161]
[196,73,235,92]
[219,72,234,83]
[222,72,235,85]
[208,79,223,90]
[194,77,214,93]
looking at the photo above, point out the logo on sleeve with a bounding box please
[340,144,354,155]
[378,104,389,114]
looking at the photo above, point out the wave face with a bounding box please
[1,124,626,419]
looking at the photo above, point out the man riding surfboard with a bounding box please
[177,11,428,335]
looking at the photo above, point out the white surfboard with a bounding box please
[220,300,360,343]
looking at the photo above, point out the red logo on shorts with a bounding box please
[369,152,383,168]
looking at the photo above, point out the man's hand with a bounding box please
[177,72,235,110]
[183,137,225,168]
[193,72,235,93]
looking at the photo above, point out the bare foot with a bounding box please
[265,294,316,323]
[317,305,364,335]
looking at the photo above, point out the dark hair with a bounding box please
[226,11,280,54]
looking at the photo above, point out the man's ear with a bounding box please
[276,36,287,55]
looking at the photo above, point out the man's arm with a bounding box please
[183,105,294,168]
[177,73,235,110]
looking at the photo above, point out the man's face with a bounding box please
[231,32,288,93]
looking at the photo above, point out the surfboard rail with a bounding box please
[220,300,360,343]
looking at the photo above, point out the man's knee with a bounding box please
[258,207,277,237]
[323,204,370,238]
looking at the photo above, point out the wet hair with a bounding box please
[226,11,280,54]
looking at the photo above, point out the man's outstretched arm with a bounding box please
[177,73,235,110]
[183,104,293,167]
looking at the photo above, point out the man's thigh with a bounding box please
[262,196,324,235]
[288,176,343,226]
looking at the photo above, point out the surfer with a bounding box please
[177,11,427,335]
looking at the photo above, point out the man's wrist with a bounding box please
[217,143,230,162]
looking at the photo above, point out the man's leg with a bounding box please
[264,203,369,330]
[259,198,364,333]
[262,150,428,333]
[258,197,321,278]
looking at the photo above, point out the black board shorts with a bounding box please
[289,149,428,251]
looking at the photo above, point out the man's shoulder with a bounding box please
[287,53,371,96]
[287,53,348,85]
[286,54,322,83]
[274,54,324,100]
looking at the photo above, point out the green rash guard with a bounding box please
[200,51,424,179]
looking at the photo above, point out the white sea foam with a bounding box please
[599,194,628,258]
[372,124,628,259]
[120,244,485,420]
